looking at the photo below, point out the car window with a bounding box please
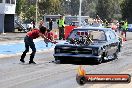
[106,30,116,41]
[11,0,15,4]
[5,0,10,3]
[68,30,80,39]
[71,22,79,26]
[109,30,116,40]
[90,31,106,41]
[106,31,111,41]
[68,29,106,41]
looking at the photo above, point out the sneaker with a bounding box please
[29,61,36,64]
[20,59,25,63]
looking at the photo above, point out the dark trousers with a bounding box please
[49,25,52,31]
[59,27,65,40]
[21,36,36,62]
[49,27,52,31]
[121,30,127,38]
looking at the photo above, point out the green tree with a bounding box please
[38,0,61,15]
[112,0,123,20]
[16,0,36,21]
[22,1,36,21]
[121,0,132,23]
[96,0,115,21]
[24,5,36,20]
[82,0,97,17]
[96,0,123,21]
[16,0,124,22]
[70,0,79,16]
[16,0,26,15]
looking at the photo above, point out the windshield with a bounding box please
[70,22,79,26]
[68,29,106,41]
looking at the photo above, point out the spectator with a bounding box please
[39,19,44,28]
[57,16,65,40]
[49,18,53,31]
[32,20,35,28]
[121,20,128,41]
[44,29,54,47]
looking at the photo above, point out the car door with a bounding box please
[105,31,113,56]
[108,30,118,55]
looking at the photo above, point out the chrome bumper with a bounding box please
[53,53,101,59]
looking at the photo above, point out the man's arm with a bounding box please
[39,33,57,44]
[39,32,50,41]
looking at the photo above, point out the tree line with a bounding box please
[16,0,132,23]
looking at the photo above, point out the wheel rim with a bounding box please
[97,58,102,64]
[113,51,118,59]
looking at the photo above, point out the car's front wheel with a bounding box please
[54,57,65,64]
[54,57,61,64]
[113,50,118,59]
[96,57,103,64]
[96,52,107,64]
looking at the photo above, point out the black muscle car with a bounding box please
[53,27,121,64]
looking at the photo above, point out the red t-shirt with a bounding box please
[46,32,53,40]
[27,29,40,39]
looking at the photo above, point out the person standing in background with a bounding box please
[104,19,108,28]
[49,18,53,31]
[57,16,65,40]
[45,29,54,47]
[32,20,35,28]
[39,19,44,28]
[121,20,128,41]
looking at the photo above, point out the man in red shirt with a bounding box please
[45,29,54,47]
[20,26,56,64]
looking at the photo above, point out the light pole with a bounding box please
[79,0,82,26]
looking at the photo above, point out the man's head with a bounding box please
[60,16,63,19]
[40,26,47,34]
[49,18,52,22]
